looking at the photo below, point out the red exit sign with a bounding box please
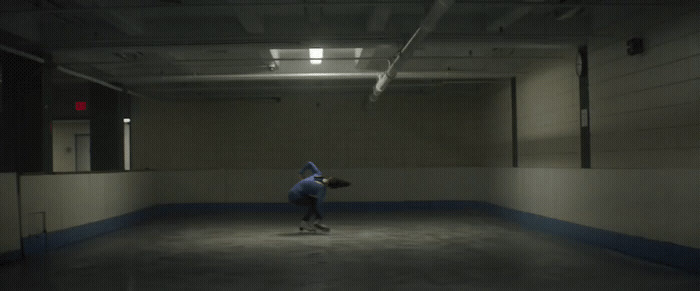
[75,101,87,111]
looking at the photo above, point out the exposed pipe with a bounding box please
[55,66,124,92]
[60,53,567,66]
[114,71,514,84]
[0,44,45,63]
[557,6,584,20]
[0,1,687,16]
[0,44,143,98]
[369,0,455,102]
[124,72,379,83]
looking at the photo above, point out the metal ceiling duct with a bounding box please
[369,0,455,102]
[117,71,513,84]
[125,72,379,83]
[0,44,143,98]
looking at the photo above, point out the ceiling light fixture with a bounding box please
[354,48,363,65]
[309,48,323,65]
[269,49,280,67]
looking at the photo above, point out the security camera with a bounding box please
[268,63,277,71]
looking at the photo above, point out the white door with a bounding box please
[75,134,91,172]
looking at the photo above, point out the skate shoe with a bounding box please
[312,220,330,232]
[299,220,316,232]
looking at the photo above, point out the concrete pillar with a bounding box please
[89,84,126,171]
[0,53,45,173]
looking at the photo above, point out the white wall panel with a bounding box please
[590,55,700,101]
[591,78,699,118]
[61,174,100,228]
[516,50,580,168]
[152,168,484,204]
[11,167,699,251]
[591,148,700,169]
[51,121,90,172]
[516,153,579,169]
[590,9,700,62]
[590,34,699,80]
[589,8,694,52]
[475,83,513,167]
[593,103,699,132]
[589,10,700,168]
[592,125,700,152]
[0,173,21,255]
[485,168,700,249]
[20,172,155,235]
[21,175,64,235]
[131,85,491,171]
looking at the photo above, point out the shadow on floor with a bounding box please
[277,232,330,236]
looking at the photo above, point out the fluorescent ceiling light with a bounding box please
[269,49,280,67]
[123,118,131,123]
[354,48,363,65]
[309,48,323,64]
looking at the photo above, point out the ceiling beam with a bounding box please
[236,9,265,34]
[111,71,515,84]
[486,6,532,32]
[305,4,323,23]
[58,54,564,66]
[2,1,688,16]
[103,10,144,36]
[71,0,143,36]
[367,5,392,33]
[0,43,144,97]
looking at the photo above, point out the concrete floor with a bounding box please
[1,210,698,290]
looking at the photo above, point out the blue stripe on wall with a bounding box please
[325,200,482,212]
[153,201,481,215]
[19,201,699,273]
[22,207,160,256]
[477,202,700,274]
[154,203,299,214]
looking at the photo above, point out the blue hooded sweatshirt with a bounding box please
[288,162,326,215]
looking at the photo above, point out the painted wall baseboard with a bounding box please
[477,202,700,274]
[154,201,481,214]
[19,201,699,273]
[23,207,160,256]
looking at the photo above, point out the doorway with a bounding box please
[51,120,90,172]
[75,134,91,172]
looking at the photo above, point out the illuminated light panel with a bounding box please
[269,49,280,67]
[354,48,363,65]
[309,48,323,64]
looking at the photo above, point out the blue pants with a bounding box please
[291,195,321,221]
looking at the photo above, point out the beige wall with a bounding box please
[16,167,698,250]
[479,9,700,250]
[153,167,488,204]
[516,50,581,168]
[484,167,700,249]
[474,82,513,167]
[131,85,496,170]
[52,120,90,172]
[14,7,696,257]
[589,9,700,168]
[0,173,20,255]
[20,172,155,236]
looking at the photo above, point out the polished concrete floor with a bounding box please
[1,210,698,290]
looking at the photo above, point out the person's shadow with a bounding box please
[277,232,329,236]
